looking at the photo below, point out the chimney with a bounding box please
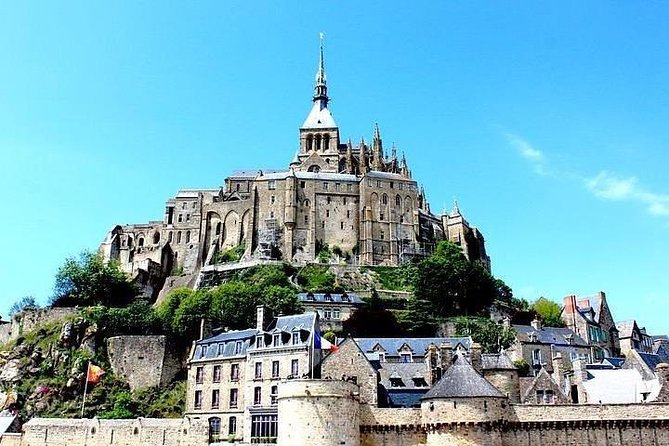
[552,352,565,391]
[439,341,453,370]
[502,316,511,329]
[571,358,588,384]
[470,343,482,373]
[531,317,542,331]
[256,305,265,331]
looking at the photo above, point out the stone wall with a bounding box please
[107,336,183,391]
[322,339,378,405]
[3,417,207,446]
[0,308,79,346]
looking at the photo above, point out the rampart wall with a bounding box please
[2,417,207,446]
[0,308,79,345]
[107,335,183,391]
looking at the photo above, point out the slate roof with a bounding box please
[422,354,505,400]
[266,312,317,333]
[481,353,517,370]
[637,351,669,371]
[297,292,364,305]
[386,389,427,408]
[355,337,472,359]
[193,328,258,360]
[378,362,429,390]
[301,101,337,128]
[228,169,283,179]
[513,324,588,347]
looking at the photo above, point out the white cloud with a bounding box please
[585,171,669,217]
[505,133,547,175]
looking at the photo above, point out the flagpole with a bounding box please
[81,362,90,418]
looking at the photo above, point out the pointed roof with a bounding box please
[422,354,505,400]
[301,101,337,128]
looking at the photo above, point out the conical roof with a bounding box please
[422,354,505,400]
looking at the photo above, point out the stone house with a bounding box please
[561,291,620,359]
[508,318,591,375]
[296,292,364,332]
[616,319,654,354]
[185,307,318,444]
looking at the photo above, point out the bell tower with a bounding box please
[297,34,341,172]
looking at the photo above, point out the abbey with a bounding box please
[100,41,489,285]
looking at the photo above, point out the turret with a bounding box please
[371,123,384,171]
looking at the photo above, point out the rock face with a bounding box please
[0,359,22,383]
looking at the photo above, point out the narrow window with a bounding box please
[186,231,191,243]
[186,214,191,222]
[304,215,309,224]
[213,365,221,383]
[271,195,276,204]
[271,385,278,405]
[253,387,262,405]
[272,361,280,378]
[323,182,328,190]
[196,367,204,384]
[178,214,183,223]
[229,389,238,408]
[291,359,299,376]
[211,390,220,409]
[230,364,240,381]
[194,390,203,409]
[228,417,237,435]
[255,362,262,379]
[300,181,305,188]
[268,180,276,190]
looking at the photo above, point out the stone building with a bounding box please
[617,319,654,355]
[99,40,489,297]
[561,291,620,359]
[507,318,591,375]
[296,292,364,332]
[185,307,318,444]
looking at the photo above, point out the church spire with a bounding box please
[313,33,328,108]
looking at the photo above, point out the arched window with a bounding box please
[177,231,182,244]
[138,237,144,247]
[306,134,313,151]
[396,195,401,207]
[209,417,221,442]
[303,199,310,207]
[307,165,320,173]
[168,231,173,243]
[186,231,191,243]
[215,222,221,235]
[315,134,322,151]
[153,232,160,244]
[382,194,388,205]
[323,134,330,151]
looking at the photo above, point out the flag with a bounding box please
[87,364,106,384]
[314,331,339,353]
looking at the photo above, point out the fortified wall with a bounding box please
[0,308,79,346]
[5,381,669,446]
[107,335,183,391]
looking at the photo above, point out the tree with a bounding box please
[9,296,39,316]
[532,297,565,327]
[399,297,437,336]
[453,316,516,353]
[414,241,498,317]
[51,251,137,307]
[343,290,403,337]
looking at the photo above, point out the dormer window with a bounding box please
[324,293,332,302]
[306,292,314,301]
[200,345,208,359]
[378,353,385,362]
[273,334,281,347]
[292,332,300,345]
[235,341,243,355]
[217,343,225,356]
[256,335,264,348]
[341,293,349,302]
[412,377,428,387]
[389,377,405,388]
[400,352,412,363]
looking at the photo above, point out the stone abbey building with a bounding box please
[100,41,489,286]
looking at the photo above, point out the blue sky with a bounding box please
[1,2,668,334]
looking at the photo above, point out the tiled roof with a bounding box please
[513,324,588,347]
[297,292,364,305]
[355,337,472,358]
[422,354,505,400]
